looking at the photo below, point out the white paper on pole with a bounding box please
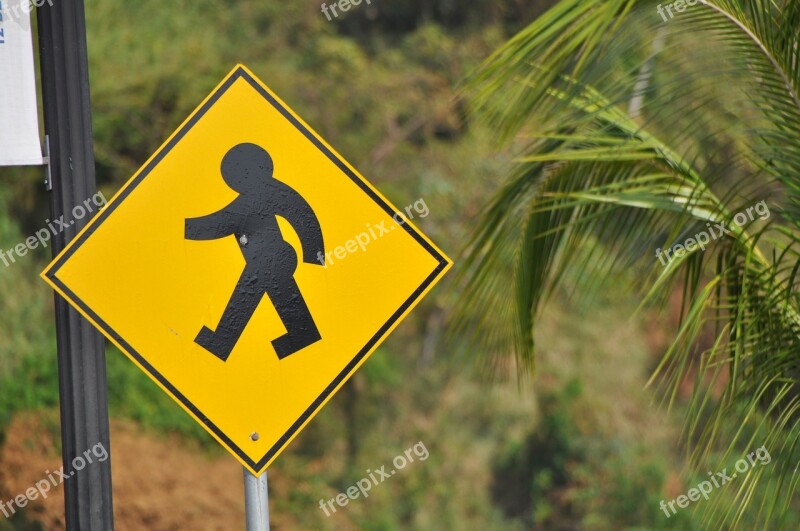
[0,0,43,166]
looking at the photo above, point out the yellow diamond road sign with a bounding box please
[41,65,452,475]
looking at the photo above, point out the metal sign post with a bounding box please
[244,469,270,530]
[37,0,114,528]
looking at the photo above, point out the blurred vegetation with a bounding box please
[0,0,797,529]
[461,0,800,528]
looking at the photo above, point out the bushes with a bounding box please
[491,379,695,529]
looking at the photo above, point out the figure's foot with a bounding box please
[272,328,322,360]
[195,326,233,362]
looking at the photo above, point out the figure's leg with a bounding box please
[195,270,264,361]
[266,275,321,359]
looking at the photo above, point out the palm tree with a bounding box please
[460,0,800,527]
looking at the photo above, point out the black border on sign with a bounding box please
[46,67,450,472]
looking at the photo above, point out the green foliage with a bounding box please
[492,379,694,530]
[461,0,800,527]
[0,191,58,441]
[104,347,216,447]
[331,0,552,38]
[0,352,60,436]
[0,512,43,531]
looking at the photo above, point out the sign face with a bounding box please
[0,0,43,166]
[42,65,451,475]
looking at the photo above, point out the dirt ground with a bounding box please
[0,412,253,530]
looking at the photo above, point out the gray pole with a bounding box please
[37,0,114,529]
[244,469,270,530]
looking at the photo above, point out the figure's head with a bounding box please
[220,143,274,192]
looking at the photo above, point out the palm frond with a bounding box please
[458,0,800,526]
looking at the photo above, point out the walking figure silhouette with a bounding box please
[186,143,324,361]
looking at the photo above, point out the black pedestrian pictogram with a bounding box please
[185,143,324,361]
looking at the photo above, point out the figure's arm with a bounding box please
[276,185,324,264]
[185,208,237,241]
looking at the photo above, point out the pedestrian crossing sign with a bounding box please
[41,65,452,475]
